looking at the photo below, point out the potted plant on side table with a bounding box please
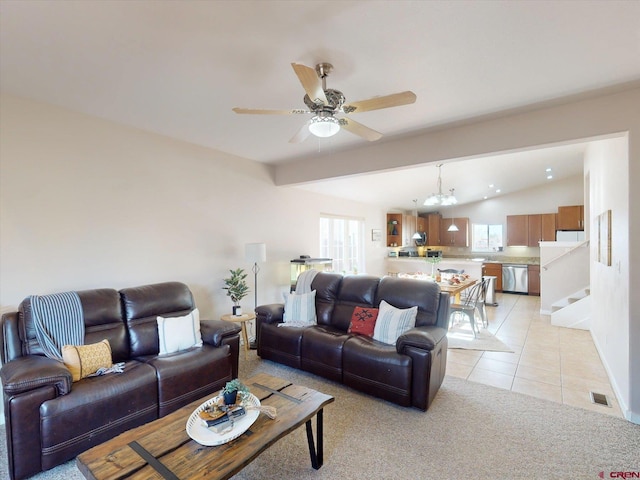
[222,268,249,316]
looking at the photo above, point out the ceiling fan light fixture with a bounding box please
[308,115,340,138]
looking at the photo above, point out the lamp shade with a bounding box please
[245,243,266,263]
[308,116,340,138]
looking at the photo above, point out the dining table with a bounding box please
[437,278,478,304]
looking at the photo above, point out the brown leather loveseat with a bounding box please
[256,273,450,411]
[0,281,241,480]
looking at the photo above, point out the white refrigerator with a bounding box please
[555,231,586,241]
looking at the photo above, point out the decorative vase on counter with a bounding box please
[232,305,242,316]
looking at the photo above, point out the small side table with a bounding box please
[220,312,256,360]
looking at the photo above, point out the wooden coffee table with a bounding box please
[76,373,334,479]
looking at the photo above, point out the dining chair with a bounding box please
[449,281,484,337]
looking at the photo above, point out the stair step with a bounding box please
[551,287,590,311]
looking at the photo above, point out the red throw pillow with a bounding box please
[348,306,379,338]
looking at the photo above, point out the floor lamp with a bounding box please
[245,242,266,349]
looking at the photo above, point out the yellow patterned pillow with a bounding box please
[62,339,113,382]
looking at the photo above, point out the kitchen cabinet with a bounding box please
[528,265,540,296]
[424,213,442,246]
[506,215,528,246]
[386,213,403,247]
[527,213,556,246]
[482,263,502,291]
[541,213,557,241]
[557,205,584,231]
[440,217,469,247]
[416,216,427,235]
[403,214,417,246]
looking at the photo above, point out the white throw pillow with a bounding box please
[283,290,317,326]
[157,308,203,355]
[373,300,418,345]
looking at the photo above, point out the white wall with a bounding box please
[585,136,632,420]
[0,95,388,421]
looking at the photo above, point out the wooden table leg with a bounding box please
[240,321,250,360]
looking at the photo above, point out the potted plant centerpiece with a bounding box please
[222,268,249,316]
[425,254,442,279]
[221,378,249,405]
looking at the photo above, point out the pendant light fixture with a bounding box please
[424,164,457,206]
[411,199,421,240]
[447,189,459,232]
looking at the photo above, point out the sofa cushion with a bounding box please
[343,335,412,406]
[39,361,158,471]
[62,339,113,382]
[324,275,379,331]
[372,300,418,345]
[376,276,442,328]
[19,288,129,362]
[301,325,350,382]
[157,308,203,355]
[140,344,232,417]
[121,282,195,357]
[347,306,378,337]
[283,290,317,325]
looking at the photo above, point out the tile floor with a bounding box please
[445,292,623,418]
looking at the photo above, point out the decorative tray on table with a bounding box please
[186,393,260,446]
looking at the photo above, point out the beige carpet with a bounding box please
[447,323,514,352]
[2,351,638,480]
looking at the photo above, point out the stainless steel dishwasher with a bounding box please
[502,264,529,294]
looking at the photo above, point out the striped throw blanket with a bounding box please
[30,291,84,361]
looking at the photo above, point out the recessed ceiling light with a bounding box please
[496,189,501,193]
[547,174,553,179]
[488,184,494,188]
[483,196,488,200]
[546,168,552,172]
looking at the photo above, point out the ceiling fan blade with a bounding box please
[339,118,382,141]
[232,107,309,115]
[289,122,311,144]
[342,91,416,114]
[291,63,328,106]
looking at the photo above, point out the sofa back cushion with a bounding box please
[19,288,130,362]
[376,277,442,327]
[309,273,343,325]
[120,282,195,357]
[309,274,379,332]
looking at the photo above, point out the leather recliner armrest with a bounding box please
[0,355,72,396]
[396,326,448,354]
[255,304,284,325]
[200,319,242,347]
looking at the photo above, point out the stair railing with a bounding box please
[541,239,590,271]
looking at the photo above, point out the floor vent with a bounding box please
[590,391,611,407]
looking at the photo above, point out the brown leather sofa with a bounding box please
[256,273,450,411]
[0,281,241,480]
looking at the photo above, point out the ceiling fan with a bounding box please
[233,62,417,143]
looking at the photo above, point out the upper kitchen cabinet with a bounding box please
[424,213,442,246]
[440,217,469,247]
[557,205,584,230]
[506,215,528,246]
[527,213,557,246]
[403,214,417,246]
[386,213,403,247]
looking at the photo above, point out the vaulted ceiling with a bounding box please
[2,1,639,209]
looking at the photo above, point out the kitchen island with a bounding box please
[386,257,483,279]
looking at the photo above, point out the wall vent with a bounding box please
[590,391,611,407]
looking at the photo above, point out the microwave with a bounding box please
[426,250,443,258]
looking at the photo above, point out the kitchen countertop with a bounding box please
[387,256,540,265]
